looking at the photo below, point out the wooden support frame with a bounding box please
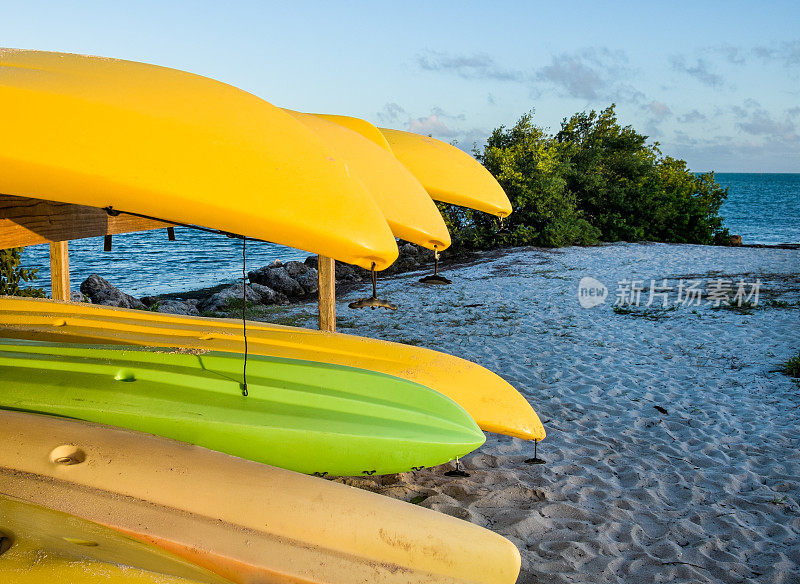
[317,255,336,332]
[49,241,71,301]
[0,194,169,250]
[1,193,170,303]
[2,194,342,317]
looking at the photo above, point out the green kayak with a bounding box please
[0,340,485,476]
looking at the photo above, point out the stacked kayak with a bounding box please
[0,48,398,269]
[0,296,545,441]
[284,109,451,251]
[312,114,512,216]
[0,410,521,584]
[0,339,484,476]
[0,49,533,583]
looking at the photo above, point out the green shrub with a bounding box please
[441,105,729,250]
[0,248,45,297]
[784,352,800,378]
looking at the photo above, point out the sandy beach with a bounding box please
[274,242,800,583]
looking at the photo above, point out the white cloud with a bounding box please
[670,56,724,87]
[416,50,524,82]
[535,48,632,101]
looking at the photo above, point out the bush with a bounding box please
[784,351,800,378]
[441,105,729,250]
[0,247,46,297]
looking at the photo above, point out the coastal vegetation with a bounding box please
[0,248,45,297]
[783,351,800,379]
[439,105,730,250]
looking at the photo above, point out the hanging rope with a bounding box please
[103,206,268,242]
[348,262,397,310]
[102,206,254,395]
[419,246,452,285]
[241,236,249,397]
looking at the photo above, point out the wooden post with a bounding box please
[49,241,70,301]
[318,255,336,332]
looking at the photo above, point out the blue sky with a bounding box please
[2,1,798,172]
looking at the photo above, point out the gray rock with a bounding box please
[268,259,283,268]
[334,262,357,281]
[198,282,286,313]
[139,296,156,307]
[70,291,90,303]
[294,268,319,294]
[253,283,288,305]
[400,242,417,256]
[80,274,146,310]
[284,260,309,277]
[303,256,378,282]
[155,300,200,316]
[248,266,304,297]
[198,283,262,313]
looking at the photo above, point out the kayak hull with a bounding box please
[0,49,397,269]
[0,296,545,441]
[379,128,512,217]
[0,340,485,476]
[0,411,522,584]
[286,110,451,251]
[308,114,512,217]
[0,496,220,584]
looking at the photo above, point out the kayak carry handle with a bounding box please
[419,247,452,285]
[349,264,397,311]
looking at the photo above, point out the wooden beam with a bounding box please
[317,255,336,332]
[49,241,70,301]
[0,194,169,249]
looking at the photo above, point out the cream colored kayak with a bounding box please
[310,114,511,217]
[0,49,397,270]
[0,496,224,584]
[0,410,522,584]
[0,296,545,441]
[285,110,450,251]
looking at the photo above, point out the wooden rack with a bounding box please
[0,194,337,332]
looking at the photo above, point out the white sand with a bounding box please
[285,242,800,583]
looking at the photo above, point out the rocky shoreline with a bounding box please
[75,239,800,318]
[75,242,467,318]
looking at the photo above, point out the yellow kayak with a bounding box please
[379,128,512,217]
[0,496,223,584]
[310,114,512,217]
[0,296,545,441]
[0,411,522,584]
[0,49,397,270]
[314,113,395,153]
[284,110,450,250]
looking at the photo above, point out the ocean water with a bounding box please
[18,173,800,297]
[21,229,310,297]
[716,173,800,246]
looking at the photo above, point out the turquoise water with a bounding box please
[716,173,800,246]
[19,173,799,296]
